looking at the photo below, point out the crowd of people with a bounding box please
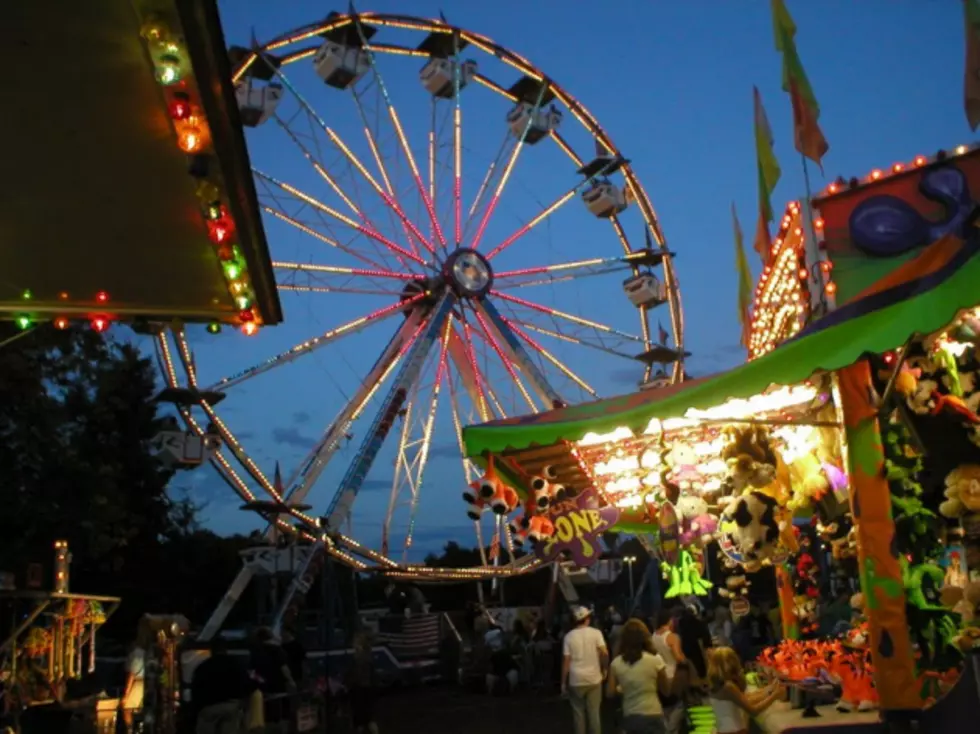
[471,600,790,734]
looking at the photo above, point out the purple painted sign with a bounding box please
[535,488,620,567]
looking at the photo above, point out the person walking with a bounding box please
[651,609,686,734]
[606,619,682,734]
[191,638,253,734]
[561,606,608,734]
[347,631,379,734]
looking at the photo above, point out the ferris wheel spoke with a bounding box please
[350,15,448,250]
[447,324,490,422]
[502,318,638,361]
[350,85,431,258]
[472,299,564,409]
[450,27,465,248]
[382,319,452,561]
[271,115,415,269]
[467,309,539,414]
[501,316,598,398]
[469,85,547,251]
[262,205,393,272]
[493,258,630,290]
[490,290,646,345]
[277,310,426,526]
[485,156,625,261]
[255,170,428,267]
[273,260,418,282]
[205,294,426,393]
[322,293,455,532]
[462,131,512,243]
[263,57,438,257]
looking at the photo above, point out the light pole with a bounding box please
[624,556,637,606]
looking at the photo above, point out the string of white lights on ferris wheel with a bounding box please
[160,10,688,580]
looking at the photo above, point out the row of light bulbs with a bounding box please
[139,13,261,336]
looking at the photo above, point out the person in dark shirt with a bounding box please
[676,605,712,681]
[249,627,297,724]
[191,638,253,734]
[280,627,306,687]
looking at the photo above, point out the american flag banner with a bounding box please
[488,521,501,562]
[376,613,442,659]
[658,321,669,346]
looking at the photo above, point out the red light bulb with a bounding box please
[208,219,232,244]
[54,317,69,330]
[91,317,109,333]
[169,93,191,120]
[239,309,254,322]
[95,290,109,303]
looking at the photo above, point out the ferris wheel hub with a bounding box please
[442,248,493,299]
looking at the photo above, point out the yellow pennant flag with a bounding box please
[732,203,754,348]
[771,0,829,169]
[754,87,781,263]
[966,0,980,130]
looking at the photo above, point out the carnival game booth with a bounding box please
[2,0,281,334]
[461,164,980,729]
[0,542,121,734]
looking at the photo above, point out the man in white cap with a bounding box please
[561,605,608,734]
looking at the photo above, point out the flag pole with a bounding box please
[798,152,831,317]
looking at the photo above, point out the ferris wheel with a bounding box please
[155,10,685,587]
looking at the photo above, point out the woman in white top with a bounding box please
[606,619,680,734]
[706,647,783,734]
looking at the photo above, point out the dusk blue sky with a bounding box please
[165,0,972,559]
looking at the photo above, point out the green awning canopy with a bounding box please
[463,233,980,456]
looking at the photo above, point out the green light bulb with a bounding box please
[224,263,240,280]
[21,289,31,300]
[15,316,31,330]
[157,55,181,85]
[235,295,251,310]
[206,322,221,334]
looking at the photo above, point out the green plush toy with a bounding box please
[663,550,713,598]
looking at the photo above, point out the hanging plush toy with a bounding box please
[719,574,751,617]
[938,464,980,519]
[462,482,489,520]
[675,494,718,546]
[721,426,779,491]
[528,514,555,543]
[728,491,781,566]
[664,441,705,493]
[542,465,569,502]
[490,483,520,515]
[530,474,553,513]
[662,549,712,598]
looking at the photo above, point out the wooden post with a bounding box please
[837,361,921,711]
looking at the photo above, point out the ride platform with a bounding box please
[1,0,281,330]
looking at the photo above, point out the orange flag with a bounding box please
[771,0,829,169]
[965,0,980,130]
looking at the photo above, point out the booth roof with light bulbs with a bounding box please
[0,0,281,334]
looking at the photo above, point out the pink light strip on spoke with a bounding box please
[490,290,617,333]
[472,311,537,412]
[454,106,462,247]
[469,139,524,251]
[272,262,419,279]
[461,322,490,421]
[494,257,619,278]
[260,173,427,267]
[486,190,576,260]
[388,107,447,249]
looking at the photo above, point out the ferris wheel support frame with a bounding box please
[269,294,455,633]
